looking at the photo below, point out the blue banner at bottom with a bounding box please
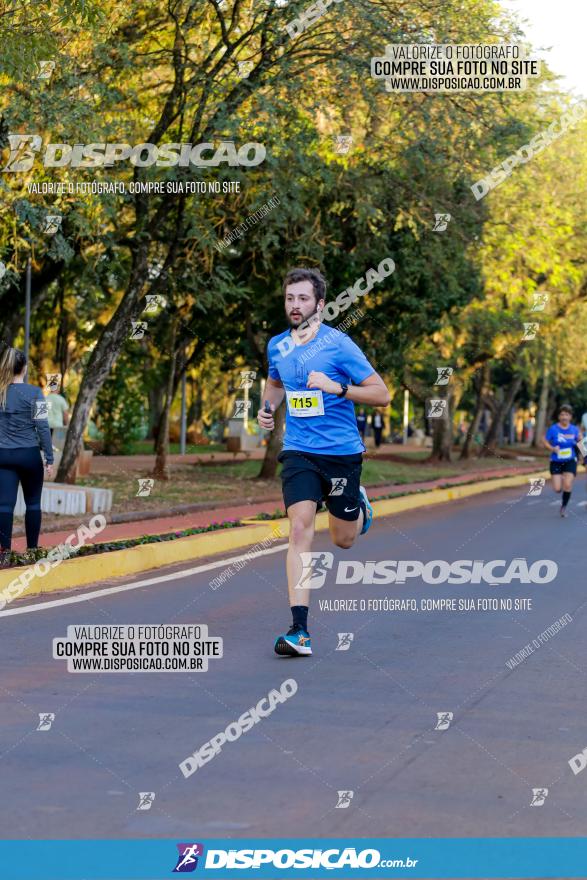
[1,838,586,879]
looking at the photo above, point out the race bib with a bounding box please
[558,447,572,460]
[286,389,325,418]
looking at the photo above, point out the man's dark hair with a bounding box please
[282,267,327,305]
[559,404,574,416]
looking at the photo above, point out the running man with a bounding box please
[257,267,390,656]
[542,404,581,517]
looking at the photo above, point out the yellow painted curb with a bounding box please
[0,469,546,604]
[370,470,549,518]
[245,470,548,530]
[0,523,284,603]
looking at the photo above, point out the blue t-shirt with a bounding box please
[545,423,580,462]
[267,324,375,455]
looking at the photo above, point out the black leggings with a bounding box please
[0,447,44,550]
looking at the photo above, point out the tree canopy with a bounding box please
[0,0,585,474]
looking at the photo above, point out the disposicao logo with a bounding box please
[173,843,204,872]
[2,135,266,172]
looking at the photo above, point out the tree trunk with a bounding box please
[188,379,203,435]
[532,359,550,447]
[547,387,556,425]
[479,375,522,457]
[56,251,151,483]
[257,400,286,480]
[56,280,70,386]
[152,326,178,480]
[148,385,166,444]
[460,364,490,460]
[428,387,453,462]
[152,339,205,449]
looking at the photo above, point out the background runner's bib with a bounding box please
[545,423,580,462]
[286,389,325,417]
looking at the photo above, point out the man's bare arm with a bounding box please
[257,377,285,430]
[307,370,391,407]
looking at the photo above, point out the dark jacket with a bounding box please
[0,384,54,463]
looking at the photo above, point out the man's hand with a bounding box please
[553,446,560,455]
[258,402,275,431]
[44,463,55,481]
[307,371,341,395]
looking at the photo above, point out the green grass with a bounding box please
[361,459,462,485]
[381,449,431,460]
[36,451,535,531]
[124,441,225,455]
[75,457,484,516]
[180,458,465,485]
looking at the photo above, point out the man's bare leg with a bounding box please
[286,499,317,607]
[274,500,317,656]
[328,509,364,549]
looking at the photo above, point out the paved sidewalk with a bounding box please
[12,464,543,551]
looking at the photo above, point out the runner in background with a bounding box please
[356,407,367,441]
[372,410,384,447]
[580,409,587,484]
[258,267,390,656]
[542,404,580,517]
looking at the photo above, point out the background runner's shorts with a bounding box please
[549,460,577,475]
[278,450,363,521]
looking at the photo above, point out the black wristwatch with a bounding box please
[337,383,349,398]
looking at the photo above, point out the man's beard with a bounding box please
[287,309,321,330]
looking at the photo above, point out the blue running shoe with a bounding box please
[359,485,373,535]
[274,624,312,656]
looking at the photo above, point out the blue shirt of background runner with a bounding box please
[267,324,375,455]
[545,423,580,462]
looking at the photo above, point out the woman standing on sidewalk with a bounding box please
[0,347,54,554]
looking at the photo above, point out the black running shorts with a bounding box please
[549,460,577,475]
[278,450,363,521]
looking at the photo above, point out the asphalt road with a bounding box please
[1,484,586,841]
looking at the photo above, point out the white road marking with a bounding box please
[0,543,288,617]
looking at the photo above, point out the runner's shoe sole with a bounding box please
[274,637,312,656]
[359,485,373,535]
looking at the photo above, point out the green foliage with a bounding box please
[0,0,104,81]
[96,357,146,454]
[0,0,585,447]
